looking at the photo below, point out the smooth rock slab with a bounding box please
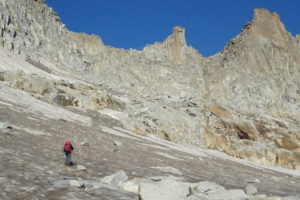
[151,166,183,176]
[47,177,70,189]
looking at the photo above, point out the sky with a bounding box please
[45,0,300,57]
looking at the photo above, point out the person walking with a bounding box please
[63,141,74,166]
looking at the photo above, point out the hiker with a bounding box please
[63,141,74,166]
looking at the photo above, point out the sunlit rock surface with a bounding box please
[0,0,299,199]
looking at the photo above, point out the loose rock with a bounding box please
[80,141,89,146]
[101,170,128,187]
[245,184,258,195]
[77,165,86,171]
[113,140,123,147]
[69,180,84,187]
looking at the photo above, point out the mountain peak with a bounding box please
[252,8,290,42]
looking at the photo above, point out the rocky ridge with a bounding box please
[0,0,299,176]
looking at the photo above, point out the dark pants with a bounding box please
[64,152,72,165]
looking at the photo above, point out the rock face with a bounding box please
[0,0,299,170]
[207,9,300,116]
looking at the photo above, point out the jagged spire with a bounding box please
[164,26,187,64]
[252,9,291,47]
[167,26,187,47]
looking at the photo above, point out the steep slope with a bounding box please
[0,48,299,198]
[0,0,300,199]
[0,0,299,171]
[199,9,300,169]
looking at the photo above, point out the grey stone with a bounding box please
[246,179,260,184]
[0,121,8,129]
[138,177,190,200]
[48,178,70,189]
[82,180,112,188]
[101,170,128,187]
[206,189,248,200]
[245,184,258,195]
[214,189,248,200]
[151,166,183,176]
[77,165,86,171]
[189,181,227,195]
[113,140,123,147]
[122,181,139,193]
[69,180,84,187]
[185,193,209,200]
[80,141,89,146]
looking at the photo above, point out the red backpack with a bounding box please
[64,142,72,153]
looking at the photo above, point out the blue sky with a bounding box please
[45,0,300,57]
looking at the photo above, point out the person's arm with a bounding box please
[71,145,74,151]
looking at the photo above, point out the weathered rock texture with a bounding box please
[0,0,299,171]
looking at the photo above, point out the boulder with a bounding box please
[122,177,153,193]
[0,121,8,129]
[206,189,248,200]
[185,193,209,200]
[80,141,89,146]
[101,170,128,187]
[138,177,190,200]
[189,181,226,195]
[122,181,139,193]
[189,181,248,200]
[245,184,258,195]
[113,140,123,147]
[77,165,86,171]
[69,180,84,187]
